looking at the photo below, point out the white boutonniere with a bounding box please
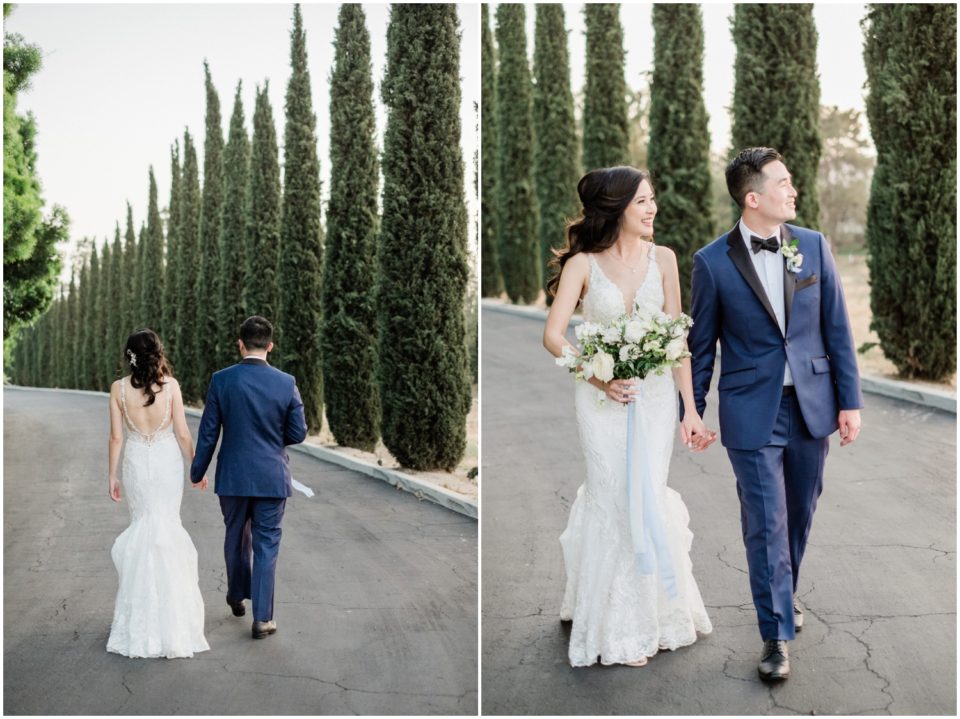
[781,238,803,274]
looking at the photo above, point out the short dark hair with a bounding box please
[239,316,273,350]
[725,147,784,209]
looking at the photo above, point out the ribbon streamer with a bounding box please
[626,394,678,598]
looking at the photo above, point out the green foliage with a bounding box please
[533,4,580,304]
[84,244,103,390]
[321,3,379,449]
[196,61,224,387]
[244,84,281,326]
[121,205,137,334]
[731,4,821,228]
[582,4,630,171]
[218,83,249,369]
[480,3,503,297]
[863,3,956,380]
[175,130,202,399]
[495,3,540,304]
[648,4,714,306]
[379,4,471,470]
[66,268,79,387]
[4,205,65,340]
[160,143,181,364]
[278,4,324,431]
[818,105,874,250]
[105,224,123,380]
[140,167,164,330]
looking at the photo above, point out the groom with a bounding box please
[686,147,863,680]
[191,315,308,639]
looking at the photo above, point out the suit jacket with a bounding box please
[686,222,863,450]
[190,357,308,497]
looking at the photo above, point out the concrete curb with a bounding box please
[482,300,958,415]
[4,385,478,519]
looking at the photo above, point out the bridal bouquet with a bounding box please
[556,307,694,385]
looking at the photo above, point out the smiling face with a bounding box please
[746,160,797,225]
[620,178,657,238]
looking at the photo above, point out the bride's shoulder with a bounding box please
[565,252,592,273]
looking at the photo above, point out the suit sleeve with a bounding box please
[818,234,864,410]
[685,251,721,420]
[190,376,222,483]
[284,381,308,446]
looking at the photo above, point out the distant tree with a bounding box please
[533,4,580,304]
[495,3,540,304]
[175,130,202,399]
[218,83,250,368]
[627,86,651,171]
[817,106,874,251]
[106,223,123,379]
[863,3,956,380]
[480,3,503,297]
[160,143,181,363]
[84,244,103,390]
[66,268,79,387]
[140,168,164,332]
[582,4,630,170]
[322,3,380,449]
[379,4,472,470]
[648,4,714,305]
[731,4,821,228]
[197,60,224,388]
[120,202,137,336]
[244,84,282,325]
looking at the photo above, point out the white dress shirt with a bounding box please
[739,218,794,386]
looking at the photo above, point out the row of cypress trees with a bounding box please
[11,4,473,469]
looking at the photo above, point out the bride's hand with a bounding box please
[109,476,121,503]
[680,412,716,451]
[603,379,638,405]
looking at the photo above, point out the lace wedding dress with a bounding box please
[560,246,712,667]
[106,377,209,659]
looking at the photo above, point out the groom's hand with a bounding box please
[191,475,209,490]
[838,409,862,447]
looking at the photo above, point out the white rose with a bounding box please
[643,340,661,353]
[591,351,615,383]
[619,344,634,362]
[624,319,646,343]
[601,325,622,344]
[665,337,686,361]
[792,254,803,268]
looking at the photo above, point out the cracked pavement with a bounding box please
[3,387,477,715]
[481,309,955,715]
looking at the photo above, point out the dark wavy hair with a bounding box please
[546,166,649,297]
[123,329,172,407]
[725,146,783,209]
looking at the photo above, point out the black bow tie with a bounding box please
[750,235,781,254]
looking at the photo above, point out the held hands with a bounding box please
[191,476,209,490]
[109,476,121,503]
[680,412,717,452]
[838,409,861,447]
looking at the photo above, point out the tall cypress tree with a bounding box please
[648,4,714,306]
[863,4,956,380]
[132,221,146,332]
[106,223,124,379]
[160,143,181,364]
[140,167,164,332]
[218,82,250,369]
[197,61,225,387]
[66,267,79,387]
[244,84,282,326]
[76,246,92,389]
[278,4,324,431]
[533,4,580,303]
[582,4,630,171]
[480,3,503,297]
[121,202,137,335]
[175,130,202,399]
[322,3,380,449]
[50,289,64,386]
[84,243,103,390]
[731,4,820,228]
[379,4,471,470]
[495,3,540,304]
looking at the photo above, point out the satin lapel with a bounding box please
[782,224,796,332]
[725,223,781,333]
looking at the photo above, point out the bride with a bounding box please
[543,167,714,667]
[106,329,210,658]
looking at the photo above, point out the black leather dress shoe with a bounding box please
[252,620,277,639]
[758,640,790,680]
[794,599,803,632]
[227,598,245,617]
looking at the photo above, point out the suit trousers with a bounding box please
[726,391,829,640]
[219,496,286,622]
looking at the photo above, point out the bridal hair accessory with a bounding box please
[126,349,137,367]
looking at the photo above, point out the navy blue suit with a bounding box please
[191,356,308,622]
[687,222,863,640]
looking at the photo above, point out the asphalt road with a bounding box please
[3,387,477,716]
[481,308,956,716]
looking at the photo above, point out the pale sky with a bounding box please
[495,2,868,154]
[6,3,480,268]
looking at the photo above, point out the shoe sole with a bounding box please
[252,628,277,639]
[758,670,789,681]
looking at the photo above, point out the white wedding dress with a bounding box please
[560,246,712,667]
[106,377,209,659]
